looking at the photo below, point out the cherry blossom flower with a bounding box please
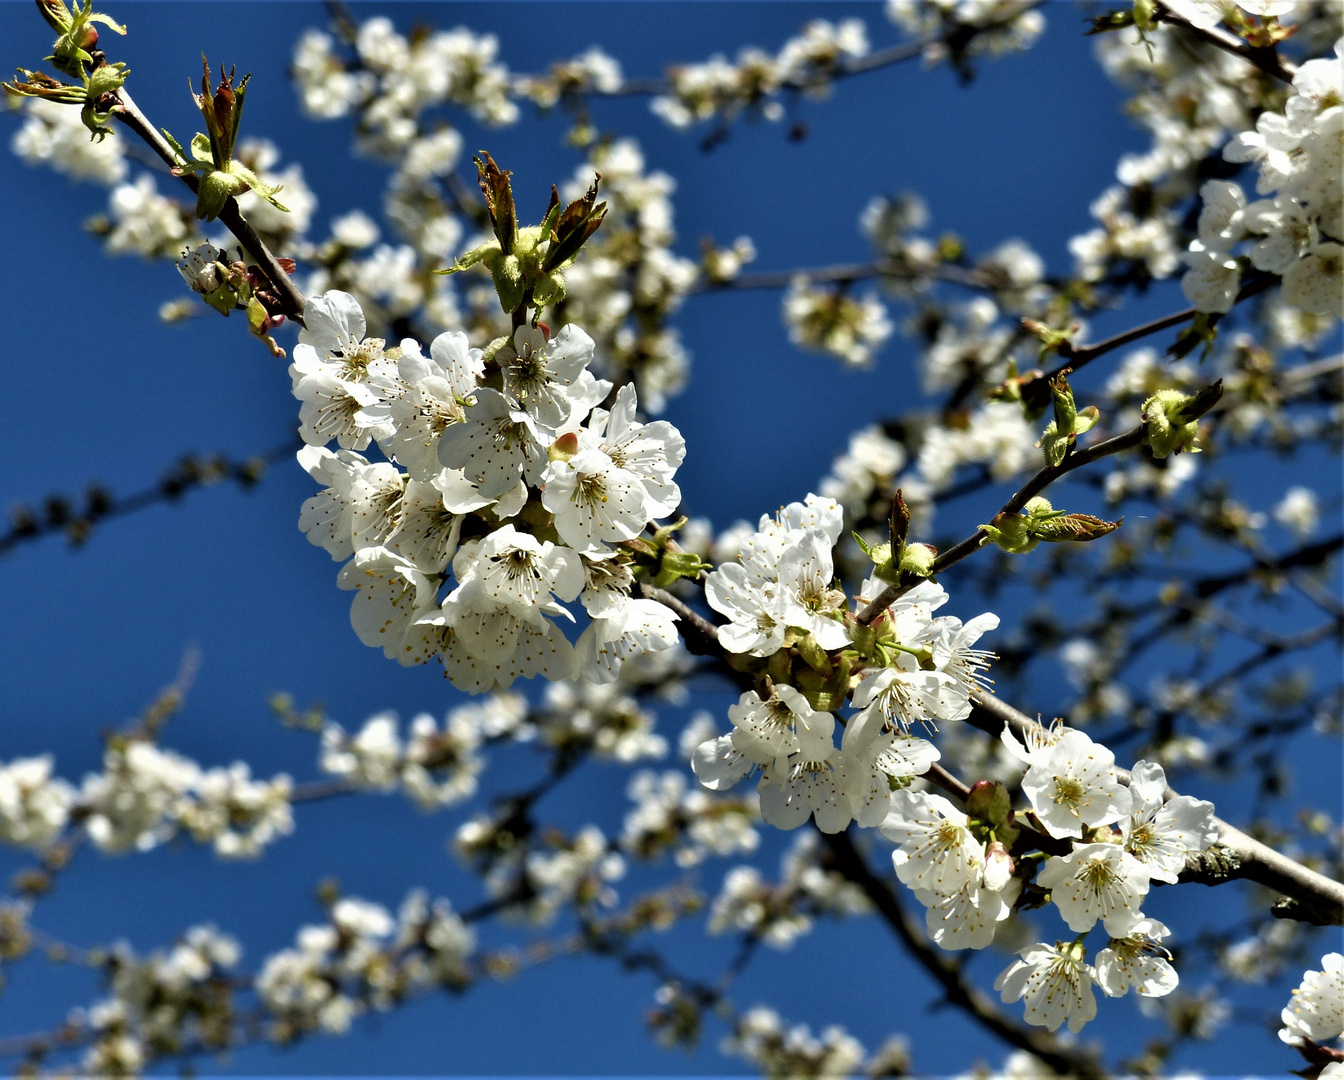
[1020,729,1131,839]
[1037,842,1151,936]
[1121,760,1218,883]
[728,686,835,767]
[995,941,1098,1033]
[879,790,985,894]
[1094,918,1179,998]
[1279,952,1344,1047]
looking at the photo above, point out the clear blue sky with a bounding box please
[0,2,1338,1075]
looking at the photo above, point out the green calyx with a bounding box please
[965,780,1020,846]
[162,58,288,221]
[623,517,711,590]
[1140,381,1223,459]
[855,488,936,583]
[1036,370,1100,468]
[437,153,606,316]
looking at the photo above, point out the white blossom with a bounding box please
[995,941,1098,1033]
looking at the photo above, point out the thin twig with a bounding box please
[1154,1,1298,83]
[112,88,307,325]
[856,426,1146,624]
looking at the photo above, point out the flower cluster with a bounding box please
[691,494,998,834]
[1182,39,1343,319]
[318,710,483,809]
[783,276,894,367]
[885,0,1046,70]
[650,19,869,130]
[0,741,293,859]
[257,892,475,1040]
[986,723,1219,1032]
[621,768,759,867]
[707,832,870,947]
[81,926,241,1075]
[290,290,687,691]
[556,139,700,411]
[292,18,517,137]
[720,1004,867,1079]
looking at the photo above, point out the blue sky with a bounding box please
[0,2,1339,1075]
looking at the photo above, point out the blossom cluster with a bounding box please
[288,288,686,691]
[690,494,998,834]
[318,710,484,809]
[983,722,1219,1032]
[1182,38,1344,320]
[258,891,475,1039]
[650,19,870,130]
[707,832,870,948]
[783,276,893,368]
[885,0,1046,69]
[0,742,293,859]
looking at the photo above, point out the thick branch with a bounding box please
[112,88,307,325]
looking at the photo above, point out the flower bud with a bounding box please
[983,840,1014,892]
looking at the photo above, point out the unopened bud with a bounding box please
[549,431,579,463]
[899,542,936,577]
[983,841,1014,891]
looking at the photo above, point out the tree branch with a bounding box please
[856,426,1146,625]
[1,437,301,558]
[112,88,307,325]
[1154,2,1298,83]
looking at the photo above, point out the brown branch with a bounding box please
[1033,272,1276,387]
[1154,1,1298,83]
[1,438,301,558]
[112,88,307,325]
[528,1,1047,101]
[856,426,1146,625]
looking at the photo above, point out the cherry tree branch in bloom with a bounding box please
[822,829,1105,1078]
[856,424,1148,625]
[970,693,1344,926]
[0,437,300,558]
[111,88,307,325]
[1154,1,1299,83]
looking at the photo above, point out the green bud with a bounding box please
[1132,0,1157,32]
[965,780,1013,828]
[1141,386,1219,458]
[794,632,833,676]
[856,536,900,584]
[532,268,566,308]
[196,170,240,220]
[649,549,711,589]
[491,253,526,313]
[1031,512,1122,543]
[981,512,1037,555]
[899,542,937,577]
